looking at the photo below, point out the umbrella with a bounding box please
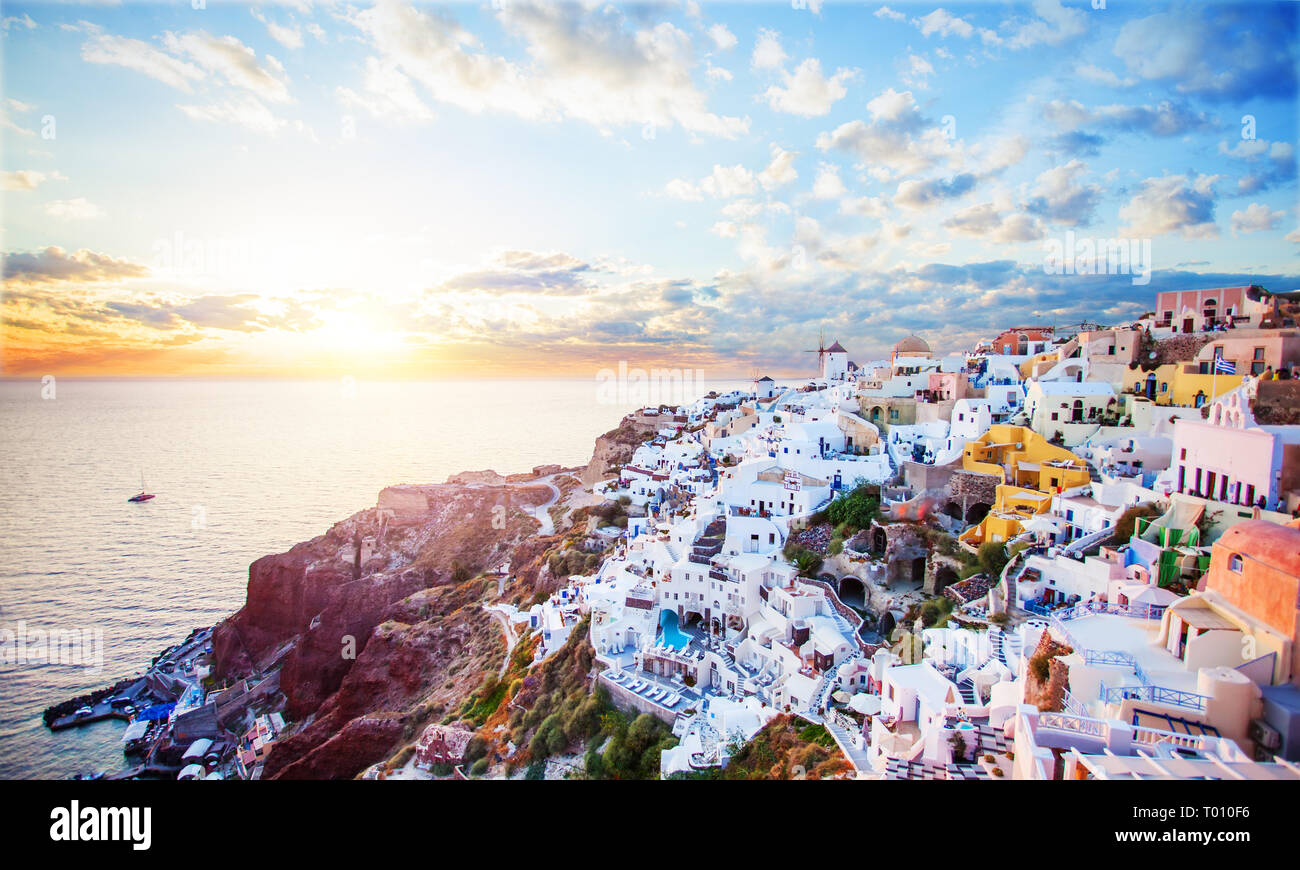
[848,693,881,715]
[1118,584,1179,606]
[1022,516,1062,535]
[831,690,851,704]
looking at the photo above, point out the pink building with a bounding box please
[1154,285,1275,333]
[1171,390,1300,509]
[1193,328,1300,377]
[918,371,972,403]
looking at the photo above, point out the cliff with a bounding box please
[212,480,563,779]
[580,411,665,488]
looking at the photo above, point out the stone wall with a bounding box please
[923,552,966,595]
[945,470,1000,521]
[869,519,930,587]
[597,673,679,724]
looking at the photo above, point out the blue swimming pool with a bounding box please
[658,609,691,650]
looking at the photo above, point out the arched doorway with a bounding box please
[871,527,887,554]
[839,576,866,609]
[965,502,991,525]
[944,501,962,521]
[934,565,959,592]
[911,557,926,583]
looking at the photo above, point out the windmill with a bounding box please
[805,327,829,374]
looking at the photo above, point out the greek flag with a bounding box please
[1214,357,1236,374]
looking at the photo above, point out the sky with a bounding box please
[2,0,1298,379]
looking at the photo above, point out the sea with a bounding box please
[0,376,748,779]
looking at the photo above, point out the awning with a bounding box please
[121,721,149,742]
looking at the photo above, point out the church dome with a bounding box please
[894,334,930,354]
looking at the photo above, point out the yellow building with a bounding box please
[962,424,1092,492]
[1124,363,1244,408]
[959,484,1054,547]
[959,425,1091,551]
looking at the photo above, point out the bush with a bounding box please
[469,758,489,777]
[827,485,879,531]
[977,540,1009,579]
[919,596,955,627]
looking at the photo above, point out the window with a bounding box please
[1229,553,1243,573]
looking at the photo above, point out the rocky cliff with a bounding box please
[212,481,563,779]
[580,411,665,488]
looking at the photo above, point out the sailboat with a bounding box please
[128,472,155,503]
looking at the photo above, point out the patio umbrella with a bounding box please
[848,693,881,715]
[832,690,851,704]
[1022,516,1061,535]
[1118,583,1180,606]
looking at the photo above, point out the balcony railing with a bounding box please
[1100,684,1208,712]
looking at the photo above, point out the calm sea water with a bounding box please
[0,377,744,779]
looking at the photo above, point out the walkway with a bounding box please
[527,477,562,536]
[485,606,520,678]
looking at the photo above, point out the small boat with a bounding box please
[128,471,155,503]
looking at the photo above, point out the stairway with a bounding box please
[957,677,978,705]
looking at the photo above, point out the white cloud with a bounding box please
[2,169,59,191]
[1005,0,1088,49]
[80,33,204,92]
[915,9,973,39]
[705,62,733,82]
[751,28,786,70]
[817,88,957,177]
[162,31,292,103]
[266,21,304,50]
[943,202,1044,242]
[899,53,934,89]
[338,58,435,123]
[708,23,737,51]
[3,13,37,31]
[812,163,847,199]
[840,196,888,218]
[1229,203,1284,235]
[177,95,297,136]
[758,145,798,191]
[761,58,855,117]
[1119,174,1220,239]
[344,2,748,138]
[44,197,104,220]
[664,177,703,201]
[700,164,757,198]
[874,6,906,23]
[1025,159,1101,226]
[1075,63,1136,88]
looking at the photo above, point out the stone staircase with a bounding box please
[957,677,979,706]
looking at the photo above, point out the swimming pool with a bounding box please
[658,610,691,650]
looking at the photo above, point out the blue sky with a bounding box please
[2,1,1298,377]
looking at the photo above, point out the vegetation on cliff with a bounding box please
[455,617,675,779]
[666,715,851,780]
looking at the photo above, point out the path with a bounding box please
[486,606,520,678]
[526,476,562,536]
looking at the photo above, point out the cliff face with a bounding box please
[212,481,559,779]
[581,412,664,488]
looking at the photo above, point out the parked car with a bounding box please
[74,706,94,718]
